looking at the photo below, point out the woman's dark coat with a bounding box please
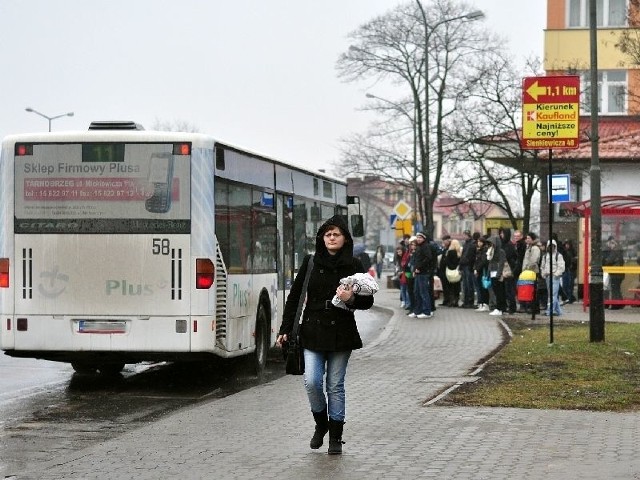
[500,228,518,272]
[278,215,374,351]
[444,249,461,270]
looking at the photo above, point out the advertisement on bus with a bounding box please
[14,143,191,234]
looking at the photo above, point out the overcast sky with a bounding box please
[1,1,545,171]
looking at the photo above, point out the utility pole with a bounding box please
[588,0,605,341]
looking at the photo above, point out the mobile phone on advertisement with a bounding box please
[145,153,174,213]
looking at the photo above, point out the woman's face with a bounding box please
[323,227,345,254]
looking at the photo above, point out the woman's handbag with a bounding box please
[284,335,305,376]
[445,267,462,283]
[481,272,492,290]
[502,262,513,279]
[284,255,314,375]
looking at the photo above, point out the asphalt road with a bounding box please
[0,307,389,478]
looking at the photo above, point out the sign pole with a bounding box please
[521,75,579,345]
[548,148,554,344]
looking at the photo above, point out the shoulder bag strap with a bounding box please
[291,255,314,339]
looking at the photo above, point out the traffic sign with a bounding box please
[389,214,412,236]
[393,200,412,220]
[521,75,580,150]
[550,174,571,203]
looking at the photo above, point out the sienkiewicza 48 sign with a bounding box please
[521,75,580,150]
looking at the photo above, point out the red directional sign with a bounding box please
[521,75,580,150]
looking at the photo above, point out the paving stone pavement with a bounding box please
[17,281,640,480]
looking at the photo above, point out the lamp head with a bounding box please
[465,10,484,20]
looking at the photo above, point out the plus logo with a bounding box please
[38,266,69,298]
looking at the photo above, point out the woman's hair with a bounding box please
[319,223,344,236]
[449,239,462,257]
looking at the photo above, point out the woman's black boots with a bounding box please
[327,419,345,455]
[310,409,329,449]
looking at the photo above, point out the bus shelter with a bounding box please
[572,196,640,309]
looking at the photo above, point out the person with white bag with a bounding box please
[443,239,462,307]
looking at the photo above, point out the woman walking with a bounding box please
[276,215,374,455]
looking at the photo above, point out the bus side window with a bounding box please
[251,189,276,273]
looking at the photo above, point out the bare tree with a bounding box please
[336,0,493,236]
[613,0,640,112]
[441,54,546,233]
[151,118,200,133]
[335,95,422,211]
[615,0,640,63]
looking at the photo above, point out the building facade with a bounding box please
[347,176,513,249]
[543,0,640,296]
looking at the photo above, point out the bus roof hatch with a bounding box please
[88,121,145,131]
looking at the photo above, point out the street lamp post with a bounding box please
[365,92,420,233]
[25,107,74,132]
[413,3,484,236]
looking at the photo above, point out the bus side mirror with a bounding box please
[351,215,364,237]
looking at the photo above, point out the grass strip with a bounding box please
[442,319,640,411]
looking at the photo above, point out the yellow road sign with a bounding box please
[521,76,580,150]
[393,200,412,220]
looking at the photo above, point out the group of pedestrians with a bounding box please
[395,232,442,319]
[394,228,580,318]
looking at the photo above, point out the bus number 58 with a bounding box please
[152,238,171,255]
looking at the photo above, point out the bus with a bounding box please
[0,121,362,375]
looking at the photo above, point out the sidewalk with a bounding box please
[22,282,640,480]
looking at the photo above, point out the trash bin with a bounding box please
[517,270,537,302]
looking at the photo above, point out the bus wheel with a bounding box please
[97,363,125,376]
[251,302,269,376]
[71,362,97,374]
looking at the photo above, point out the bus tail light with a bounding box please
[15,144,33,156]
[173,143,191,155]
[0,258,9,287]
[196,258,214,289]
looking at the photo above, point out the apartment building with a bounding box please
[544,0,640,298]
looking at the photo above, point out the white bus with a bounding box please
[0,121,362,375]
